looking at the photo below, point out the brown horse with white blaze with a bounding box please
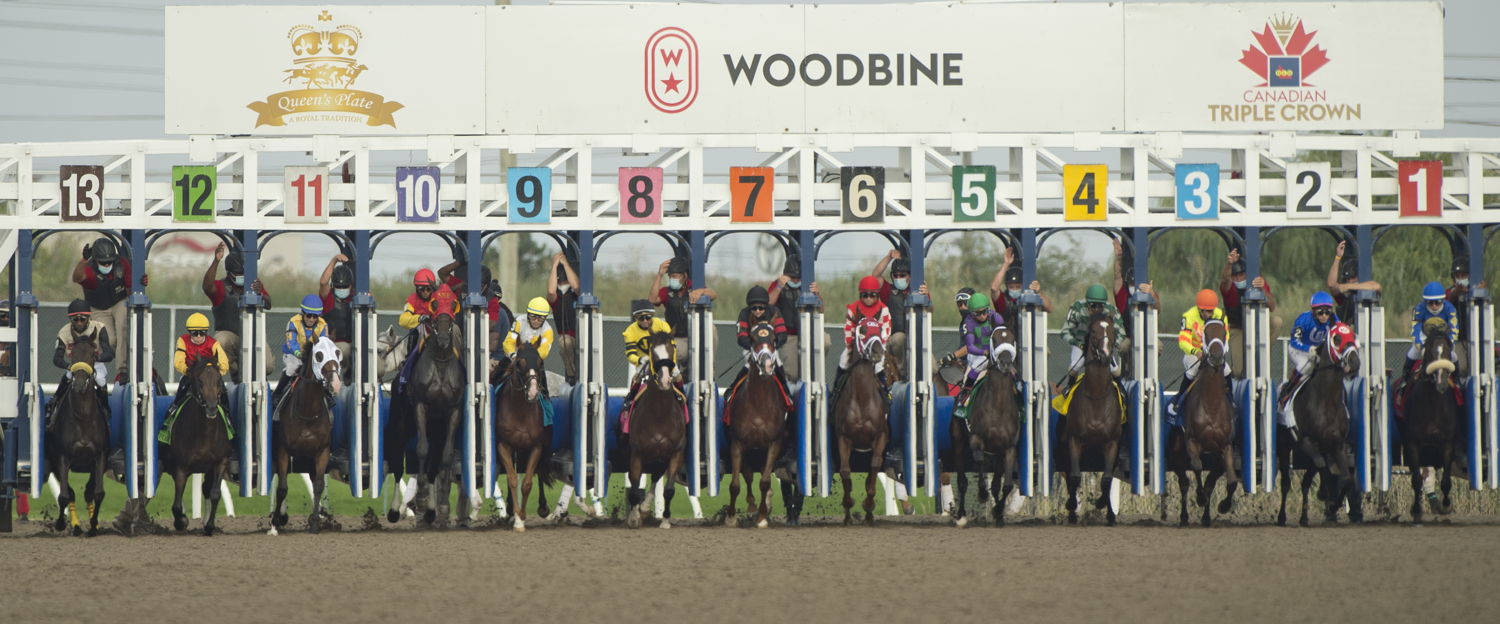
[724,322,790,528]
[835,328,889,526]
[624,331,687,529]
[495,342,552,532]
[1171,318,1239,527]
[270,336,341,535]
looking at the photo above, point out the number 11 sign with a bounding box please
[284,166,328,224]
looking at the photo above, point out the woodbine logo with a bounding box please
[246,10,404,128]
[1211,13,1361,123]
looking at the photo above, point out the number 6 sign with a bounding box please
[841,166,884,224]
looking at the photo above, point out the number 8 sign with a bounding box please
[619,167,663,224]
[396,166,441,223]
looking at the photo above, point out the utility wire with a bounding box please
[0,0,162,13]
[0,76,159,93]
[0,20,163,37]
[0,59,161,76]
[0,114,163,121]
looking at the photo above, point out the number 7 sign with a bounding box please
[1398,160,1443,218]
[730,167,773,223]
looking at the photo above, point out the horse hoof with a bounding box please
[422,509,436,525]
[202,526,214,537]
[308,522,320,535]
[53,517,67,532]
[1276,514,1287,527]
[174,518,189,532]
[1067,512,1079,525]
[1108,516,1117,527]
[660,519,672,530]
[71,526,82,537]
[626,508,641,529]
[755,519,768,529]
[724,514,738,528]
[1178,517,1189,528]
[386,509,401,524]
[267,527,278,536]
[513,517,526,533]
[86,527,98,538]
[1299,516,1310,527]
[954,516,968,529]
[1218,498,1234,515]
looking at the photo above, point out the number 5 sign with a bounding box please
[952,165,996,222]
[284,167,327,224]
[841,166,884,224]
[396,166,440,223]
[1398,160,1443,217]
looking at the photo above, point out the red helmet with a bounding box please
[414,268,437,287]
[858,275,882,292]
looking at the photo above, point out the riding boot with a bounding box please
[774,365,794,410]
[1403,357,1419,382]
[954,377,977,419]
[829,367,849,406]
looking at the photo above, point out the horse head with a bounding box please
[647,331,677,391]
[988,326,1018,375]
[428,313,456,353]
[309,337,342,395]
[1086,311,1116,366]
[68,337,99,396]
[1201,319,1228,372]
[185,355,223,415]
[750,322,778,376]
[511,342,543,403]
[1421,322,1456,387]
[853,317,886,366]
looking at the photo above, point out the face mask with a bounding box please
[786,280,801,289]
[1008,288,1022,299]
[334,288,351,299]
[231,275,244,287]
[667,278,682,290]
[96,263,114,275]
[1457,278,1470,287]
[1234,279,1248,289]
[893,278,909,290]
[557,284,571,293]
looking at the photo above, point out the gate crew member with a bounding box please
[768,254,819,384]
[1219,248,1279,379]
[870,250,930,379]
[319,254,355,384]
[649,256,716,371]
[47,299,114,424]
[203,242,270,383]
[1281,292,1342,441]
[170,313,231,415]
[72,237,146,383]
[1112,238,1160,343]
[1325,241,1382,333]
[0,300,14,377]
[547,253,581,386]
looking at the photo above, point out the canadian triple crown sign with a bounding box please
[246,10,404,128]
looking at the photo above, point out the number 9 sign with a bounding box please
[841,166,884,224]
[619,167,663,224]
[508,167,552,224]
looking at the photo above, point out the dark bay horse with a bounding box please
[1399,321,1462,523]
[47,338,109,536]
[625,331,686,529]
[270,337,341,535]
[951,326,1021,527]
[159,355,231,536]
[835,327,888,526]
[1278,330,1361,526]
[724,323,789,528]
[495,342,552,532]
[1172,319,1239,527]
[1060,312,1123,525]
[384,313,467,525]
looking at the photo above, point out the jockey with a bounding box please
[621,299,677,415]
[940,288,978,370]
[399,268,440,339]
[272,294,334,413]
[830,275,892,401]
[954,293,1009,419]
[1403,281,1460,381]
[502,297,556,396]
[170,313,230,414]
[1059,284,1126,391]
[726,285,791,406]
[47,299,114,423]
[1167,290,1231,419]
[1281,293,1347,441]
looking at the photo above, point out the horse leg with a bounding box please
[726,439,742,526]
[437,408,463,525]
[1438,444,1455,515]
[994,447,1015,527]
[974,440,990,520]
[1065,436,1082,525]
[866,434,886,526]
[757,439,780,529]
[1407,443,1424,524]
[1200,467,1223,528]
[414,404,435,525]
[85,461,105,537]
[1277,445,1292,526]
[952,423,968,526]
[517,446,542,533]
[171,468,190,532]
[498,442,519,523]
[661,450,682,529]
[625,454,644,529]
[308,448,329,534]
[742,460,757,523]
[202,461,225,537]
[270,447,290,532]
[1218,444,1238,515]
[838,436,854,526]
[51,459,72,534]
[1176,468,1191,527]
[1097,440,1119,526]
[1298,467,1315,527]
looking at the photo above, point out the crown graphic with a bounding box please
[283,11,366,89]
[1269,13,1298,47]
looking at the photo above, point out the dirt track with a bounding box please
[4,512,1498,624]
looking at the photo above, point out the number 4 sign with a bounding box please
[284,167,327,223]
[1399,160,1443,217]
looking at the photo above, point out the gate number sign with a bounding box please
[171,165,217,222]
[841,166,884,224]
[508,167,552,224]
[1286,162,1331,219]
[396,166,441,223]
[284,166,328,224]
[60,165,105,223]
[1398,160,1443,218]
[1063,164,1107,221]
[952,165,996,222]
[619,167,664,224]
[1175,164,1220,221]
[730,167,774,223]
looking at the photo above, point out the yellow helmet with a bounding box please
[526,297,551,317]
[186,312,211,331]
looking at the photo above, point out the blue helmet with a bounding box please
[300,294,323,315]
[1309,291,1334,308]
[1422,281,1446,301]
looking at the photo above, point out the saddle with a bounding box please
[954,371,1023,421]
[1050,373,1126,424]
[620,375,688,434]
[722,370,794,425]
[1392,365,1464,419]
[157,401,234,445]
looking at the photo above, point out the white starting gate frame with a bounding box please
[4,131,1500,513]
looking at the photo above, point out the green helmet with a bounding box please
[1085,284,1109,303]
[968,292,992,311]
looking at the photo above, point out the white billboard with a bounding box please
[165,6,487,135]
[1123,2,1444,131]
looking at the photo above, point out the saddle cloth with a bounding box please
[1050,373,1126,424]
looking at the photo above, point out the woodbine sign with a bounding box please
[165,2,1443,136]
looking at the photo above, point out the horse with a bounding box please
[494,342,553,532]
[622,331,687,529]
[383,313,467,525]
[158,355,231,536]
[1059,311,1124,525]
[724,323,790,528]
[1170,318,1239,527]
[376,325,405,384]
[1278,331,1361,526]
[1399,321,1462,524]
[835,327,889,526]
[269,337,341,535]
[46,337,109,537]
[950,326,1021,527]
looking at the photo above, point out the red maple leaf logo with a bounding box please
[1238,18,1330,87]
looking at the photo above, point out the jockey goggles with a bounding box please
[188,329,208,337]
[749,304,766,313]
[860,290,879,299]
[1313,306,1333,316]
